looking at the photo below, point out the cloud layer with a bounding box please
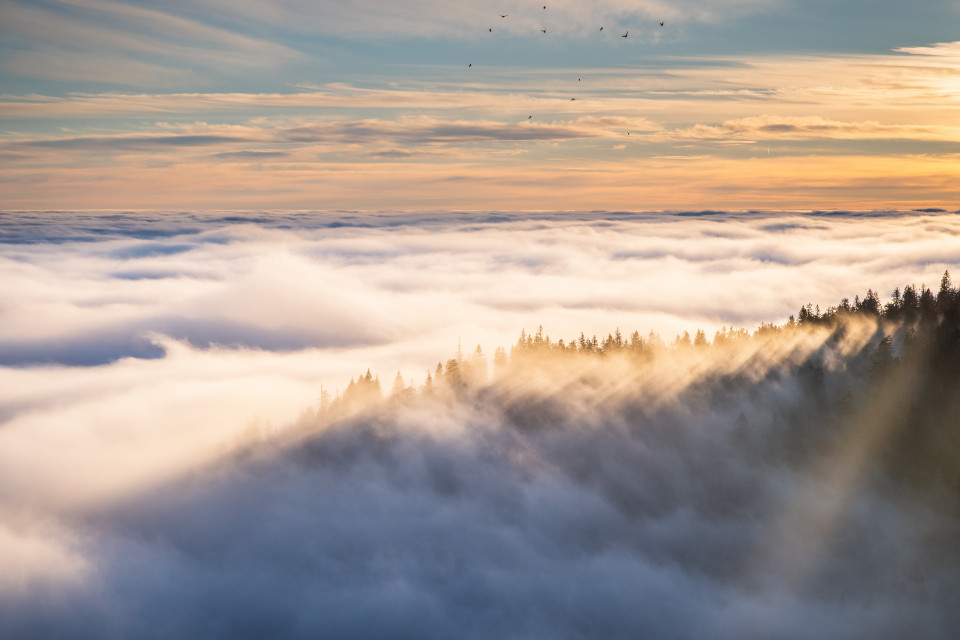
[3,311,958,638]
[2,210,960,637]
[4,210,960,370]
[4,36,960,209]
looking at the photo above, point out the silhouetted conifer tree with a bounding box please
[871,335,894,377]
[901,285,919,319]
[602,333,615,352]
[860,290,881,316]
[693,329,708,347]
[884,287,902,319]
[445,358,461,384]
[647,331,663,349]
[391,371,406,397]
[465,345,487,384]
[534,325,545,347]
[938,270,955,315]
[918,285,936,321]
[493,347,507,372]
[318,385,331,416]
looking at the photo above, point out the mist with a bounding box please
[2,209,959,638]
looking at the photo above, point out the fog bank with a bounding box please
[1,210,959,638]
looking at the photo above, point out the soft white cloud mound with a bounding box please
[2,312,958,639]
[2,210,958,369]
[1,209,959,637]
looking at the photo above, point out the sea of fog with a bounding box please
[2,209,959,638]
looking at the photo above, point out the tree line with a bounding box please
[320,270,960,412]
[277,270,960,507]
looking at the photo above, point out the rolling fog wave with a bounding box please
[5,313,960,638]
[1,210,959,638]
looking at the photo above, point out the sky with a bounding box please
[1,0,960,209]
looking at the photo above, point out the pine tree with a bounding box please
[493,347,507,372]
[938,270,954,313]
[919,285,936,320]
[901,284,919,318]
[860,290,880,316]
[886,287,902,317]
[319,385,331,415]
[468,344,487,383]
[693,329,708,347]
[391,370,406,397]
[445,358,461,383]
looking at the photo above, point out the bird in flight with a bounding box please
[570,97,576,101]
[622,30,628,38]
[489,28,492,32]
[528,115,533,119]
[599,26,603,31]
[542,5,546,9]
[659,21,664,27]
[468,63,472,67]
[541,28,547,33]
[500,14,508,18]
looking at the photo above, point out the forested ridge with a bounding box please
[334,270,960,389]
[268,272,960,515]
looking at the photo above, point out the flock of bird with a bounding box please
[468,7,665,125]
[479,7,662,41]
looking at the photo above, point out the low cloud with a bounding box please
[278,117,591,144]
[4,115,655,159]
[24,134,253,151]
[4,41,960,209]
[676,115,960,142]
[2,210,959,368]
[895,41,960,57]
[2,210,960,636]
[2,314,958,638]
[211,149,291,159]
